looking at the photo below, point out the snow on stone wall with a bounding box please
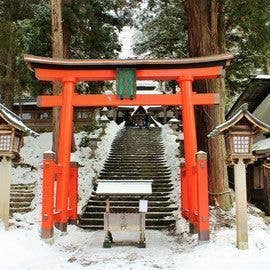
[11,121,122,219]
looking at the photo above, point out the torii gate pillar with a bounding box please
[179,78,198,232]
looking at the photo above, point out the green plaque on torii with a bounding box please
[116,68,136,99]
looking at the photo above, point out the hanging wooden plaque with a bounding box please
[116,68,136,99]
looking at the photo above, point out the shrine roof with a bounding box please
[24,53,233,70]
[0,103,39,137]
[226,75,270,119]
[208,103,270,137]
[253,137,270,155]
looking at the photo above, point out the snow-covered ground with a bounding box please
[2,123,270,270]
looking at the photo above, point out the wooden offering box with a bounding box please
[96,180,153,248]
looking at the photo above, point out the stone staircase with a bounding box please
[79,127,177,230]
[10,182,36,215]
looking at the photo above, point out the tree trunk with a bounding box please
[51,0,64,156]
[185,0,232,209]
[1,25,15,110]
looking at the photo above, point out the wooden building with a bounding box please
[13,98,96,132]
[227,75,270,214]
[11,82,177,132]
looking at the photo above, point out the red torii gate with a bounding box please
[24,54,233,242]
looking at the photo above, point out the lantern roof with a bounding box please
[0,103,39,137]
[101,107,109,112]
[100,115,110,122]
[208,103,270,138]
[169,117,180,123]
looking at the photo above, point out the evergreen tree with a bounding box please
[0,0,131,106]
[134,0,270,99]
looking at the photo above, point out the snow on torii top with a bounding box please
[0,103,39,137]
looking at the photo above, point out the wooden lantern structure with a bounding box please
[208,103,270,250]
[209,104,270,164]
[169,117,180,133]
[89,136,101,159]
[99,115,110,136]
[0,103,38,229]
[0,104,38,161]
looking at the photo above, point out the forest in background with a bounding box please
[0,0,269,105]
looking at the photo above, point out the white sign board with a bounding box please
[96,180,153,195]
[139,200,148,213]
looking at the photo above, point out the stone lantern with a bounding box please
[168,117,180,133]
[99,115,110,137]
[89,135,101,159]
[208,103,270,250]
[0,103,38,229]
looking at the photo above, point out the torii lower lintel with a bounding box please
[37,93,220,108]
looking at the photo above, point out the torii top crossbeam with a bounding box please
[25,53,232,81]
[24,53,233,107]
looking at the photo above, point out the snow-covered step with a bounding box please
[79,128,177,230]
[82,212,175,219]
[78,224,172,230]
[9,182,36,215]
[80,218,175,227]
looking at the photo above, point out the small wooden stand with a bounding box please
[96,180,152,248]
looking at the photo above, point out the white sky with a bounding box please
[118,26,136,59]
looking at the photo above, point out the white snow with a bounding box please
[252,75,270,80]
[137,80,159,87]
[96,180,153,195]
[137,90,162,95]
[2,123,270,270]
[118,26,136,59]
[2,210,270,270]
[168,117,180,123]
[253,137,270,153]
[161,124,183,230]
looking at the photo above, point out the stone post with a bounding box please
[234,158,248,250]
[0,156,12,230]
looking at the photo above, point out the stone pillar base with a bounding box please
[55,222,67,232]
[189,223,198,234]
[199,230,210,241]
[41,228,54,239]
[69,219,78,225]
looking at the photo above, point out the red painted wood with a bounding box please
[35,66,223,82]
[69,163,78,223]
[56,81,75,231]
[178,79,198,232]
[37,93,219,108]
[196,154,210,241]
[180,165,189,220]
[33,61,225,239]
[41,154,56,239]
